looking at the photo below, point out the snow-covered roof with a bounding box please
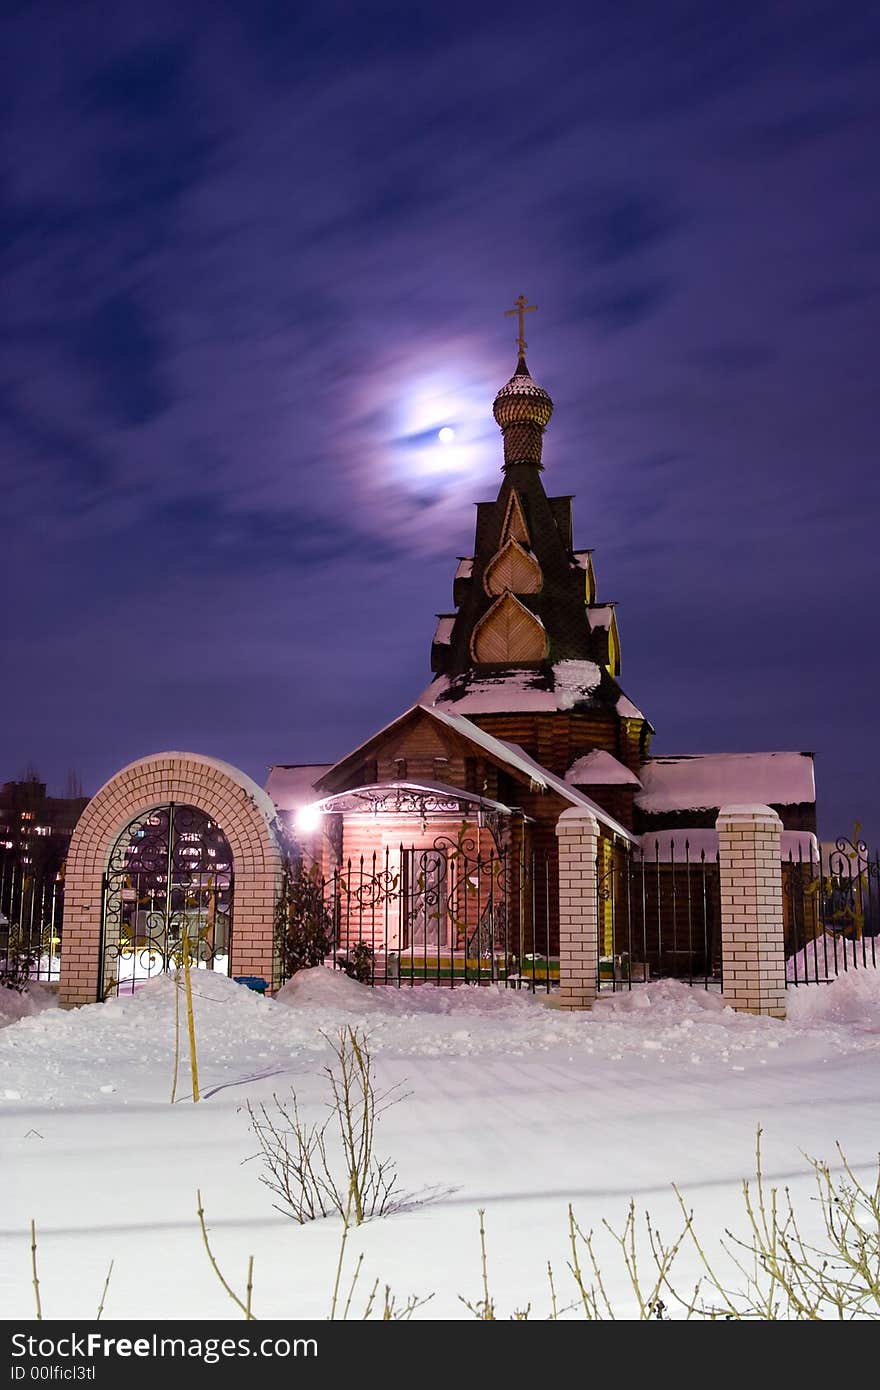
[586,604,615,632]
[423,659,602,715]
[639,828,818,863]
[424,672,557,712]
[636,752,816,814]
[494,370,551,401]
[616,693,647,721]
[266,764,334,812]
[572,550,594,569]
[566,750,641,787]
[422,705,635,842]
[432,616,455,646]
[311,702,635,842]
[454,557,473,580]
[553,660,603,710]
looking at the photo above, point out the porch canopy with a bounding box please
[306,778,519,820]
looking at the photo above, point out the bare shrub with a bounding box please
[29,1219,113,1320]
[247,1026,406,1225]
[1,924,40,993]
[197,1189,430,1321]
[679,1129,880,1319]
[462,1132,880,1321]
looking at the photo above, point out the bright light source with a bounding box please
[295,803,323,835]
[438,426,455,445]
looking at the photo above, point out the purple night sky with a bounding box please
[1,2,878,840]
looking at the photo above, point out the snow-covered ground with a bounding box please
[1,967,879,1319]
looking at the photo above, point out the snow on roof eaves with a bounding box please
[566,750,641,787]
[309,702,635,841]
[421,705,636,842]
[616,693,647,721]
[433,616,455,645]
[586,604,615,631]
[421,703,551,787]
[636,752,816,813]
[455,557,473,579]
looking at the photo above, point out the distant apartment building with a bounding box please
[0,777,89,882]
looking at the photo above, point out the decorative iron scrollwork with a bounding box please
[100,803,234,997]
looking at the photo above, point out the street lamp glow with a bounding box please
[295,803,323,834]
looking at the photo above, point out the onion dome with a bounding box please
[493,356,554,469]
[493,355,554,430]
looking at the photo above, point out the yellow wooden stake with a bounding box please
[170,962,181,1104]
[181,922,200,1103]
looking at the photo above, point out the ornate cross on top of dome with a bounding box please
[494,296,553,469]
[504,294,537,361]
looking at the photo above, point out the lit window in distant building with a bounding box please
[20,811,33,821]
[34,826,52,837]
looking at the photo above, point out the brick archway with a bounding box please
[59,753,284,1007]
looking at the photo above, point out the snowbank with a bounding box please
[275,965,560,1022]
[276,965,382,1011]
[591,978,730,1018]
[786,966,880,1030]
[0,981,57,1029]
[3,966,879,1112]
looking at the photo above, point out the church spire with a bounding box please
[493,296,554,470]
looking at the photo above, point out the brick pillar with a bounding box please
[716,803,786,1018]
[555,807,600,1010]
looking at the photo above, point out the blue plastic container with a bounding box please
[232,975,269,994]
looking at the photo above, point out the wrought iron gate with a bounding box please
[99,802,233,998]
[598,839,722,991]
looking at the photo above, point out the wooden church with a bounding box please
[267,303,817,984]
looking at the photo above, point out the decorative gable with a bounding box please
[470,593,547,664]
[484,538,543,596]
[500,490,530,545]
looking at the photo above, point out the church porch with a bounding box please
[290,781,558,988]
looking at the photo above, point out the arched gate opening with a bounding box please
[100,802,234,996]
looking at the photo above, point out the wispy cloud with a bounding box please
[0,0,878,836]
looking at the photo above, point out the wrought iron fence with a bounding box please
[0,859,64,987]
[785,835,879,985]
[275,838,555,991]
[598,839,722,991]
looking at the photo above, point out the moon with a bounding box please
[438,426,456,445]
